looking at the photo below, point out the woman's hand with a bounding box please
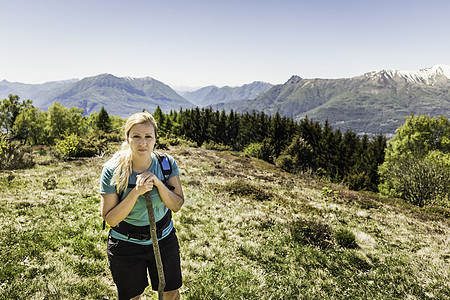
[135,171,160,195]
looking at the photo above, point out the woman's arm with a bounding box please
[156,175,184,212]
[101,180,154,227]
[136,172,184,212]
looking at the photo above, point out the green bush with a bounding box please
[78,133,108,157]
[289,218,334,249]
[159,136,181,147]
[379,151,450,207]
[0,136,35,170]
[275,154,295,173]
[379,115,450,207]
[54,133,80,159]
[243,142,263,159]
[43,177,57,190]
[334,228,358,249]
[202,141,232,151]
[222,180,272,202]
[54,133,108,160]
[102,131,122,142]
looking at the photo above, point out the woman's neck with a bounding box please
[132,156,153,173]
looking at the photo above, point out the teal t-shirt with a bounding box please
[100,152,180,245]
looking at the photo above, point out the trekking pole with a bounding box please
[145,192,165,299]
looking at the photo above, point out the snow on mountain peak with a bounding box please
[397,64,450,83]
[368,64,450,84]
[124,76,153,82]
[365,64,450,85]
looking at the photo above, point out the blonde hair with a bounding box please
[108,112,158,192]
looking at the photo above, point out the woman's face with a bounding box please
[127,122,156,160]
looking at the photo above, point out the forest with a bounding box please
[1,94,449,208]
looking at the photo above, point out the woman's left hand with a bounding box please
[136,171,161,189]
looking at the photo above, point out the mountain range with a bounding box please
[1,65,449,136]
[180,81,273,106]
[1,74,195,117]
[211,64,450,136]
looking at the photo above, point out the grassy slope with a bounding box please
[0,144,449,299]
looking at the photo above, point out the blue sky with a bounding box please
[1,0,449,89]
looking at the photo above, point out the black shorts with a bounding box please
[107,229,182,300]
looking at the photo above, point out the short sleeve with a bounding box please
[100,165,117,194]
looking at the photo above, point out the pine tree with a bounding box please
[97,106,112,133]
[153,106,166,136]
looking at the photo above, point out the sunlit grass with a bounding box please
[0,144,449,299]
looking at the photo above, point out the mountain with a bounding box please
[42,74,196,116]
[0,79,78,107]
[182,81,273,106]
[1,74,195,117]
[213,65,450,137]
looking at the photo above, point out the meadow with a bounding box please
[0,143,449,299]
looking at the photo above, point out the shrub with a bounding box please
[277,136,313,174]
[202,141,233,151]
[0,136,35,170]
[54,133,80,159]
[43,177,57,190]
[54,133,108,160]
[102,131,122,142]
[159,136,181,147]
[334,228,358,249]
[275,154,295,173]
[289,218,334,249]
[222,180,272,202]
[344,171,371,191]
[422,205,450,218]
[244,143,263,159]
[379,115,450,207]
[322,187,340,200]
[77,133,108,157]
[379,151,450,207]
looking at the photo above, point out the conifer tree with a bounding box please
[97,106,112,133]
[255,111,269,143]
[153,106,166,136]
[226,110,239,148]
[268,112,286,158]
[237,112,254,149]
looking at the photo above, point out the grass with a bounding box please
[0,144,449,299]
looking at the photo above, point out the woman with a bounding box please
[100,112,184,300]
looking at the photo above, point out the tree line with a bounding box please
[0,94,123,145]
[154,106,387,192]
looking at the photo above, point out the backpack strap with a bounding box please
[153,151,175,191]
[117,183,137,201]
